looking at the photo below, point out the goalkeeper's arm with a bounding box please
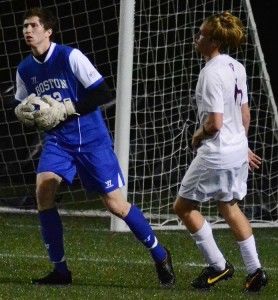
[74,81,113,115]
[34,81,113,130]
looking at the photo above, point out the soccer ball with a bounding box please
[29,97,50,111]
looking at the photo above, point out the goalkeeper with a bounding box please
[14,7,175,287]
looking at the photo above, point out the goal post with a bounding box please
[111,0,135,232]
[0,0,277,230]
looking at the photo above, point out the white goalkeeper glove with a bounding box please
[14,93,39,127]
[33,95,79,130]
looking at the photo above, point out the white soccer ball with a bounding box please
[29,97,50,111]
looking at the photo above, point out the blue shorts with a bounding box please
[37,140,125,194]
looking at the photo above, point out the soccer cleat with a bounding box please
[31,269,72,285]
[244,268,268,292]
[191,261,234,289]
[155,248,176,288]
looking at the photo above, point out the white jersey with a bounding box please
[195,54,248,168]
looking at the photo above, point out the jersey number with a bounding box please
[52,92,63,102]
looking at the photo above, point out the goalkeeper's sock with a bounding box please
[190,220,226,271]
[38,208,69,274]
[54,261,69,274]
[237,235,261,274]
[123,205,167,263]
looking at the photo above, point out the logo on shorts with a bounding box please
[105,180,114,189]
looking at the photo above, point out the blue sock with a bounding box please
[123,205,167,263]
[38,208,69,274]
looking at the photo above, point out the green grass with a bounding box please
[0,214,277,299]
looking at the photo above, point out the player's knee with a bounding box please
[103,190,131,218]
[36,172,61,211]
[106,201,130,218]
[173,196,194,218]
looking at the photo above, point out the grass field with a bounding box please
[0,213,277,299]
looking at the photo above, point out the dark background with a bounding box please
[251,0,278,101]
[0,0,277,214]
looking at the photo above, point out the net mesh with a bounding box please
[0,0,277,227]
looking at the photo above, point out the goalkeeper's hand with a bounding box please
[33,95,79,130]
[14,93,38,127]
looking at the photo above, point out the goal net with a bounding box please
[1,0,277,228]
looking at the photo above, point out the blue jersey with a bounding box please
[15,43,112,148]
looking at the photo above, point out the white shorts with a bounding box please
[178,156,248,202]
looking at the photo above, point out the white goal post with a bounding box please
[0,0,277,231]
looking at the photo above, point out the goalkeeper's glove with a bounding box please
[14,93,38,127]
[33,95,79,130]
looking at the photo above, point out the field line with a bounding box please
[0,252,277,272]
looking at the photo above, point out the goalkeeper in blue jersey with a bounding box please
[14,7,175,287]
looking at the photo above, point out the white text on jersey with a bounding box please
[35,78,68,96]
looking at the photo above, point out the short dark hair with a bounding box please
[23,7,57,41]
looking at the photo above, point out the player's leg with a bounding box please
[102,189,175,287]
[77,146,175,288]
[173,157,234,289]
[33,171,72,285]
[32,141,76,285]
[173,196,233,289]
[218,200,267,292]
[173,196,225,267]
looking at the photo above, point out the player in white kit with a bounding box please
[173,11,267,292]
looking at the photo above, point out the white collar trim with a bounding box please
[32,42,56,64]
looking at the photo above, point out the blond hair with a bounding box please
[204,11,246,51]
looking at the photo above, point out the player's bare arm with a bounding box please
[192,112,223,149]
[241,103,250,136]
[241,102,262,170]
[248,148,262,171]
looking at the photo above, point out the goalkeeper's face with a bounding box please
[23,16,52,50]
